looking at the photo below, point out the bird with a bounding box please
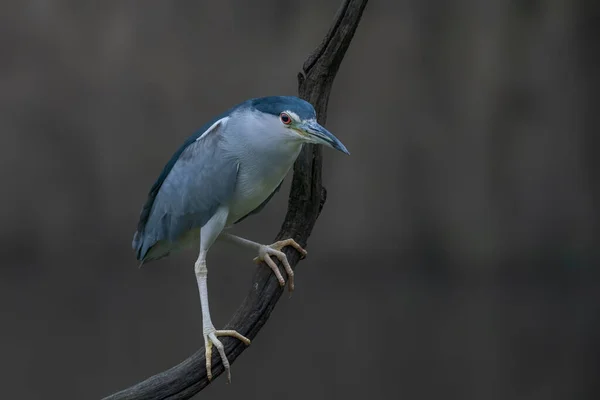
[132,95,349,383]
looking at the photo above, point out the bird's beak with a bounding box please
[297,120,350,155]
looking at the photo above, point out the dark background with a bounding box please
[1,1,599,399]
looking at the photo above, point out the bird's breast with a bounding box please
[227,143,302,224]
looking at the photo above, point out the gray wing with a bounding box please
[133,121,238,262]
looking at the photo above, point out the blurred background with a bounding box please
[1,0,598,399]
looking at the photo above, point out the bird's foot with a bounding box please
[204,327,251,383]
[253,239,307,292]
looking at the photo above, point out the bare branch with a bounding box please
[102,1,368,398]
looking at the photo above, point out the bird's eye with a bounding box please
[280,112,292,125]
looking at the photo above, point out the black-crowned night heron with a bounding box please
[132,96,349,382]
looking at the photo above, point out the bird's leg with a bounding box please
[195,208,250,383]
[219,233,307,292]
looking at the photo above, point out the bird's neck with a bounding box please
[227,117,303,165]
[238,132,303,168]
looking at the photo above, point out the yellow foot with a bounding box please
[204,328,251,383]
[253,238,307,292]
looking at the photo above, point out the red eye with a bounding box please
[280,112,292,125]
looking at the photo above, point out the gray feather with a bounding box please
[133,121,238,262]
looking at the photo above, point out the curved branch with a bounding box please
[103,1,368,399]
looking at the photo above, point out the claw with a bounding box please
[254,238,307,293]
[204,329,251,383]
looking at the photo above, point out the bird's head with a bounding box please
[250,96,350,155]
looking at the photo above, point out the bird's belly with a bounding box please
[227,162,294,225]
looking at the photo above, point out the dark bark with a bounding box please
[102,1,368,398]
